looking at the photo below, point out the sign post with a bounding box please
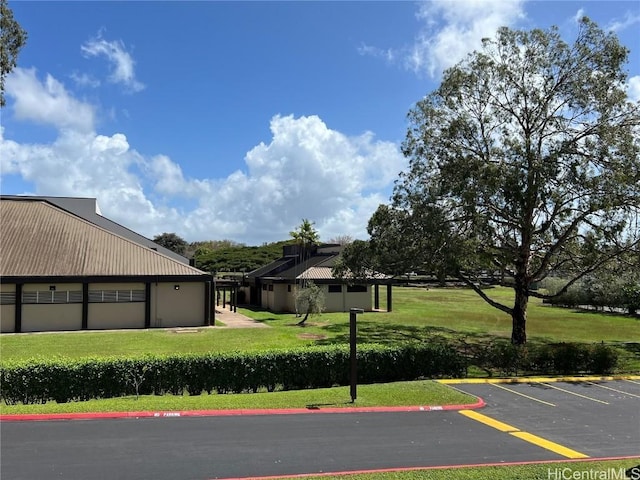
[350,308,364,403]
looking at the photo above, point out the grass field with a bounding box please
[260,459,640,480]
[1,288,637,479]
[1,287,637,365]
[0,380,476,414]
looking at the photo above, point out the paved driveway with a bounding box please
[444,379,640,458]
[1,379,638,479]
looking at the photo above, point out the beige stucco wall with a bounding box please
[88,283,146,329]
[1,281,209,333]
[22,304,83,332]
[21,283,83,332]
[271,284,290,312]
[1,284,16,333]
[324,285,346,312]
[150,282,205,328]
[344,287,372,312]
[261,285,277,312]
[322,285,372,312]
[22,283,83,292]
[1,305,15,332]
[88,303,145,330]
[263,283,372,314]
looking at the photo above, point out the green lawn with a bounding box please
[0,380,476,414]
[260,460,639,480]
[1,287,638,365]
[1,289,638,480]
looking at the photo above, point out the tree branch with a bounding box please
[457,271,513,315]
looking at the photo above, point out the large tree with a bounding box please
[348,18,640,345]
[152,232,188,255]
[1,0,27,107]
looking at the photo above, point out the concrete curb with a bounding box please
[0,397,486,422]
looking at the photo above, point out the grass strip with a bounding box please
[261,459,639,480]
[0,380,476,415]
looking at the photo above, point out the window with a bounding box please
[328,285,342,293]
[287,285,291,292]
[262,284,267,291]
[347,285,367,293]
[268,284,274,291]
[0,292,16,305]
[22,290,83,304]
[88,290,145,303]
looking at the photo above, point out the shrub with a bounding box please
[587,343,619,374]
[0,342,466,405]
[468,341,619,377]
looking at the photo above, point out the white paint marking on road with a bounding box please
[540,383,609,405]
[490,383,556,407]
[586,382,640,399]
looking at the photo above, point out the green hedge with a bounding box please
[0,343,467,405]
[471,341,619,377]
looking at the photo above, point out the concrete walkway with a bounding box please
[213,306,269,328]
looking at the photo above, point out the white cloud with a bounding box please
[359,0,526,78]
[408,0,526,77]
[70,71,101,88]
[628,76,640,103]
[606,11,640,32]
[357,43,395,63]
[1,71,405,244]
[81,34,145,93]
[5,68,95,132]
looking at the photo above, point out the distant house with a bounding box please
[0,197,212,333]
[242,244,393,313]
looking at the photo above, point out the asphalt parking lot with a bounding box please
[1,378,638,479]
[442,378,640,458]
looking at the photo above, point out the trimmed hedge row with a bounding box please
[0,343,466,405]
[469,341,619,377]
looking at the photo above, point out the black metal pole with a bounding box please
[350,308,363,403]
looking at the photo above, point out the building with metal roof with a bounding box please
[0,195,189,263]
[242,244,393,313]
[0,197,212,333]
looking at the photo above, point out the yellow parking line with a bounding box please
[540,383,609,404]
[438,376,640,385]
[459,410,589,459]
[490,383,556,407]
[459,410,519,432]
[587,382,640,398]
[510,432,589,459]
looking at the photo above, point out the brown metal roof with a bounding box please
[0,199,207,278]
[0,195,189,264]
[296,266,336,280]
[256,252,389,282]
[297,267,390,281]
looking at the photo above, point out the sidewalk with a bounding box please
[213,306,269,328]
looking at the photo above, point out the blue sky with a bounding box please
[2,1,639,245]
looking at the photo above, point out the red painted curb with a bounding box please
[0,397,485,422]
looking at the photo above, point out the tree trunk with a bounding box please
[297,308,310,326]
[511,283,528,345]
